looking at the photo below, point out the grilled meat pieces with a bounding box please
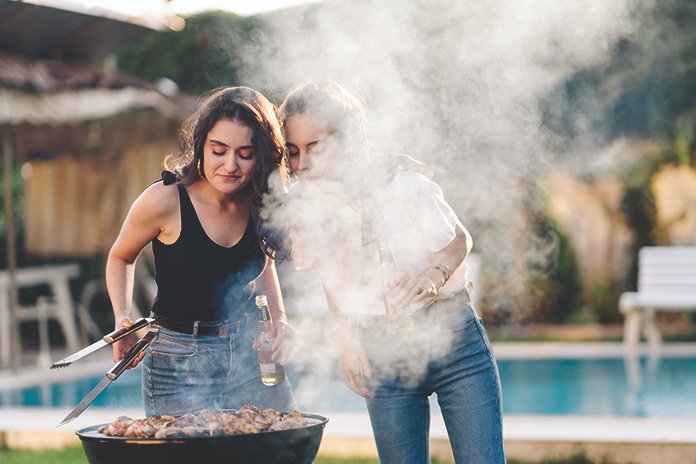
[96,405,310,438]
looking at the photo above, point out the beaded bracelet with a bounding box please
[426,264,451,288]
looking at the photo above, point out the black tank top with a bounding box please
[151,183,265,323]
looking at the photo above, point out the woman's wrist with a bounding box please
[115,314,133,328]
[424,264,451,290]
[332,319,354,343]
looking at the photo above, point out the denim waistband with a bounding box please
[420,284,473,322]
[151,311,252,338]
[349,286,473,334]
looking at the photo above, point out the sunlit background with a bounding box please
[1,0,696,462]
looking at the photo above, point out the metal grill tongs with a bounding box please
[51,317,154,369]
[52,317,157,426]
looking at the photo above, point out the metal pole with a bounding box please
[2,124,19,374]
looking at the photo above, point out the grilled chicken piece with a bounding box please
[97,416,133,436]
[269,410,307,431]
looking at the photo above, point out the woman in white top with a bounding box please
[278,81,506,464]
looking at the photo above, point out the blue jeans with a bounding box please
[359,303,506,464]
[142,315,297,416]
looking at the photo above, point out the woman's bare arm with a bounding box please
[106,182,179,363]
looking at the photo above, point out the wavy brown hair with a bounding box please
[165,86,291,260]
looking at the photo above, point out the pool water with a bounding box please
[497,357,696,416]
[2,357,695,417]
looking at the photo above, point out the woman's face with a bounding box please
[284,114,340,183]
[202,118,256,196]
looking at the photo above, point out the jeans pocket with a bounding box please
[150,328,198,360]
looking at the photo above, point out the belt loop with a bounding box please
[192,321,200,339]
[228,316,242,335]
[465,281,474,300]
[220,324,229,338]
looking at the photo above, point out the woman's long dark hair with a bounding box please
[165,86,291,260]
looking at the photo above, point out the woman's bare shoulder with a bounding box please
[134,180,181,218]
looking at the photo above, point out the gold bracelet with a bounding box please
[426,264,450,287]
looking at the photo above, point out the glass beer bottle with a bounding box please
[378,240,415,334]
[255,294,286,386]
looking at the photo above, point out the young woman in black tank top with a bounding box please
[106,87,297,416]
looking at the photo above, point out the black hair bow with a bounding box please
[161,170,177,185]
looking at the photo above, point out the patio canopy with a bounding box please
[0,0,165,62]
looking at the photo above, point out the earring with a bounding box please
[198,159,204,177]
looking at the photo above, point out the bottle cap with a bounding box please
[255,294,268,306]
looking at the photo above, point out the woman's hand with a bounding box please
[387,269,438,309]
[337,332,372,399]
[269,320,297,365]
[386,225,471,309]
[111,316,145,369]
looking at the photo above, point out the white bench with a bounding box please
[619,246,696,352]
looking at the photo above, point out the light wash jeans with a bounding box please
[141,315,296,416]
[359,302,506,464]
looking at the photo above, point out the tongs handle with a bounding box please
[107,330,155,380]
[103,317,152,344]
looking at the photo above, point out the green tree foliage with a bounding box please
[116,12,259,95]
[542,0,696,145]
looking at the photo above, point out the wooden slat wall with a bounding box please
[24,140,177,256]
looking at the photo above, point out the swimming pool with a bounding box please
[498,357,696,416]
[2,356,695,417]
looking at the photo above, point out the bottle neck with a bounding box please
[378,240,397,290]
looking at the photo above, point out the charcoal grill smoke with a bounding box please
[219,0,637,404]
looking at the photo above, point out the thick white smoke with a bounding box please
[233,0,637,406]
[244,0,633,294]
